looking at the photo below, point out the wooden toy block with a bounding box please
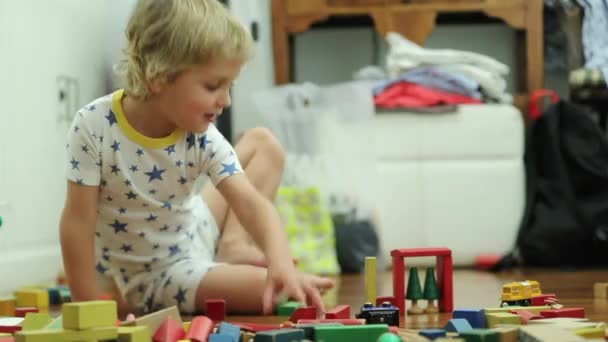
[205,299,226,322]
[276,301,303,316]
[185,316,213,342]
[126,306,182,337]
[15,308,38,318]
[458,328,500,342]
[520,325,586,341]
[44,316,63,331]
[539,308,585,319]
[375,297,397,307]
[483,306,549,315]
[509,309,543,324]
[153,317,186,342]
[444,318,473,333]
[0,298,16,317]
[294,323,342,340]
[296,318,365,325]
[593,282,608,299]
[209,334,232,342]
[0,325,21,334]
[391,247,453,322]
[229,322,281,332]
[217,322,240,342]
[0,337,14,342]
[46,288,62,306]
[453,309,486,328]
[15,326,118,342]
[0,334,11,338]
[253,328,305,342]
[117,326,151,342]
[183,322,191,333]
[530,293,557,306]
[419,328,446,340]
[484,313,521,328]
[241,331,255,342]
[314,324,389,342]
[14,290,48,309]
[62,300,117,330]
[365,256,377,304]
[490,326,518,342]
[573,326,604,339]
[324,305,350,319]
[19,313,52,331]
[288,306,317,322]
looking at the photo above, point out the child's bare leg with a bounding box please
[195,264,334,314]
[202,127,285,265]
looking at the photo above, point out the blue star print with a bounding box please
[96,262,108,274]
[164,144,176,155]
[81,144,89,153]
[110,164,120,175]
[219,162,239,176]
[178,177,187,185]
[88,105,96,111]
[169,244,181,257]
[136,149,144,156]
[145,165,166,182]
[130,165,138,172]
[199,135,211,151]
[119,207,127,214]
[176,160,183,167]
[160,225,170,232]
[162,201,172,210]
[111,140,120,152]
[121,244,133,253]
[145,214,158,222]
[105,110,117,126]
[109,219,128,233]
[174,287,187,306]
[70,158,80,170]
[186,134,196,150]
[126,191,138,200]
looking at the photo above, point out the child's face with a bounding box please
[156,57,243,134]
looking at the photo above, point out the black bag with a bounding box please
[499,101,608,268]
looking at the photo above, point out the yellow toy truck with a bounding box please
[500,280,542,307]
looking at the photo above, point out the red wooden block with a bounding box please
[510,309,544,324]
[297,318,365,325]
[325,305,351,319]
[0,325,22,334]
[531,294,557,306]
[288,306,317,322]
[153,317,186,342]
[186,316,213,342]
[540,308,585,319]
[375,296,397,307]
[15,307,38,318]
[205,299,226,322]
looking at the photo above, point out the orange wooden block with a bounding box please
[0,299,15,317]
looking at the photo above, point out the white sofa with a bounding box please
[369,105,525,266]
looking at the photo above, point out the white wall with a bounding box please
[0,0,108,294]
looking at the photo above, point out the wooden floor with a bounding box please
[229,268,608,331]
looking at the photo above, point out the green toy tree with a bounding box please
[405,267,424,314]
[423,267,440,313]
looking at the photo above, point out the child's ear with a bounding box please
[147,78,164,95]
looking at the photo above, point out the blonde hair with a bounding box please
[115,0,254,99]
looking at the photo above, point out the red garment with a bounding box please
[374,81,482,108]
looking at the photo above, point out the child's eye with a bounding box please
[205,84,221,91]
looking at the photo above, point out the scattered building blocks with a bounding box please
[509,309,543,324]
[530,294,557,306]
[186,316,213,342]
[276,301,303,316]
[14,326,118,342]
[484,306,549,315]
[419,328,446,340]
[391,247,453,321]
[0,298,16,317]
[15,290,48,310]
[153,317,186,342]
[19,313,52,331]
[491,326,518,342]
[453,309,486,329]
[288,306,317,322]
[205,299,226,322]
[209,334,233,342]
[241,331,255,342]
[324,305,350,319]
[484,313,521,328]
[296,319,365,325]
[444,319,473,333]
[593,283,608,299]
[62,300,117,330]
[14,308,38,318]
[459,328,500,342]
[217,322,240,342]
[539,308,585,319]
[117,326,151,342]
[294,323,342,340]
[126,306,182,337]
[253,328,305,342]
[314,324,389,342]
[365,257,377,304]
[355,302,399,326]
[520,325,586,341]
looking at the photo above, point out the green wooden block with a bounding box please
[276,301,304,316]
[44,316,63,330]
[459,328,500,342]
[315,324,389,342]
[117,326,152,342]
[62,300,117,330]
[20,313,52,331]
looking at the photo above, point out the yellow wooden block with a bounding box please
[20,312,52,331]
[125,305,182,336]
[0,297,16,316]
[484,306,549,315]
[117,326,152,342]
[15,289,49,309]
[365,256,377,304]
[574,326,604,339]
[492,326,519,342]
[62,300,117,330]
[594,283,608,299]
[15,326,118,342]
[486,312,522,328]
[183,321,191,333]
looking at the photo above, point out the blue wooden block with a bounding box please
[209,334,234,342]
[254,329,305,342]
[453,309,486,328]
[47,288,62,305]
[419,328,447,340]
[444,318,473,333]
[217,322,240,342]
[295,323,342,340]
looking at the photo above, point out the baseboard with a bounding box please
[0,246,63,296]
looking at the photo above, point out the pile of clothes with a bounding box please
[363,32,512,111]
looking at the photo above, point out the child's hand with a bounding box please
[262,261,329,315]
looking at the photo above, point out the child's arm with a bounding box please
[216,173,322,313]
[59,181,100,301]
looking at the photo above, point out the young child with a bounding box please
[60,0,333,317]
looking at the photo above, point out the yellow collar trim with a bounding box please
[111,89,184,149]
